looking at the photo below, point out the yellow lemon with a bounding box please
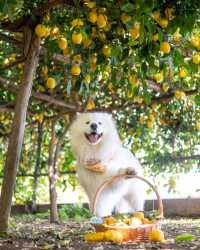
[158,18,168,28]
[148,229,165,242]
[104,216,117,226]
[152,10,160,21]
[175,90,186,100]
[84,74,91,83]
[41,66,48,76]
[147,120,154,129]
[153,71,164,83]
[196,122,200,131]
[160,41,171,54]
[88,10,97,23]
[50,26,60,37]
[71,65,81,76]
[190,35,200,50]
[130,23,140,40]
[35,114,44,124]
[58,37,68,50]
[63,47,70,56]
[97,14,107,28]
[173,28,182,42]
[72,32,83,44]
[152,33,159,42]
[129,75,140,87]
[86,1,96,8]
[90,54,97,64]
[84,232,105,242]
[121,13,131,23]
[179,67,188,78]
[162,82,170,92]
[164,7,175,20]
[35,24,48,37]
[133,211,145,220]
[102,45,111,57]
[192,53,200,64]
[73,54,82,63]
[139,115,145,125]
[105,230,123,244]
[83,36,92,48]
[71,18,84,28]
[46,77,56,89]
[142,218,152,224]
[86,99,95,110]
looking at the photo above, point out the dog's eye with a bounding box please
[86,121,90,124]
[98,122,102,125]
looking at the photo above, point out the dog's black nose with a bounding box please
[90,123,97,131]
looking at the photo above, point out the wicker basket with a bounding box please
[91,174,164,243]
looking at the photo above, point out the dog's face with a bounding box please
[70,112,116,146]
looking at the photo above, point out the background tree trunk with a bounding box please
[0,27,40,233]
[48,121,59,223]
[32,122,43,212]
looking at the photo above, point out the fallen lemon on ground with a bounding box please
[84,232,105,242]
[148,229,165,242]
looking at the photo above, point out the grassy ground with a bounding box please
[0,211,199,249]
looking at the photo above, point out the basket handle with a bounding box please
[92,174,164,218]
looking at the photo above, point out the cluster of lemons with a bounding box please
[85,212,165,243]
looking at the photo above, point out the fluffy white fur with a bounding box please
[69,112,145,217]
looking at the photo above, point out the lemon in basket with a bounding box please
[103,216,117,226]
[133,211,145,220]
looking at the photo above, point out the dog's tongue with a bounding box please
[88,133,98,143]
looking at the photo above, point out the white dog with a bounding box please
[69,112,145,217]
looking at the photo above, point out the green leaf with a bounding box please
[176,233,197,241]
[121,3,135,13]
[195,94,200,106]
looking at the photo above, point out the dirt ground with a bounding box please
[0,216,199,250]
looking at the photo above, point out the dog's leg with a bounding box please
[126,180,145,211]
[94,189,121,217]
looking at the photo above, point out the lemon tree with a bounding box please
[0,0,200,232]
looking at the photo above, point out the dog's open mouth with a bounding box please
[85,132,103,144]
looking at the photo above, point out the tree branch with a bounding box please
[0,76,78,110]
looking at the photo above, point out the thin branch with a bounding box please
[0,76,78,110]
[2,57,25,70]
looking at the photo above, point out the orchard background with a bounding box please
[0,0,199,234]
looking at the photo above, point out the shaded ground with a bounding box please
[0,215,199,249]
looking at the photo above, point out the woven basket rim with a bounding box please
[92,221,161,230]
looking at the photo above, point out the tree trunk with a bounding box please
[32,122,43,212]
[0,27,40,233]
[48,121,59,223]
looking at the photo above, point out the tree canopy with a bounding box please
[0,0,200,202]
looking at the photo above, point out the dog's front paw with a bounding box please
[85,163,105,173]
[125,168,137,176]
[118,167,137,176]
